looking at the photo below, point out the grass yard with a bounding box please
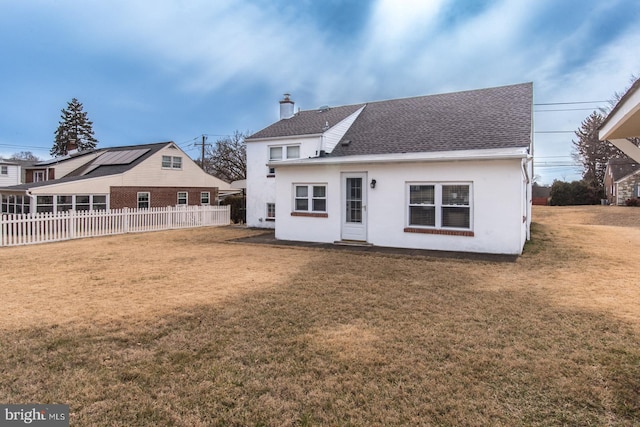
[1,206,639,426]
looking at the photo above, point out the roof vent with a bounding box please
[340,139,351,147]
[318,105,330,112]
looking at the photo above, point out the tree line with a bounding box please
[551,74,640,205]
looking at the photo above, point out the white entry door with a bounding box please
[341,172,367,241]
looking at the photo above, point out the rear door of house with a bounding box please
[341,172,367,241]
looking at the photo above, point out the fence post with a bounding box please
[123,207,129,233]
[69,210,76,239]
[1,214,5,247]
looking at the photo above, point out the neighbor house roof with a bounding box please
[0,142,171,191]
[600,77,640,137]
[247,83,533,156]
[607,156,640,182]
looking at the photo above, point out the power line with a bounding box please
[534,100,608,106]
[534,107,605,112]
[535,131,575,134]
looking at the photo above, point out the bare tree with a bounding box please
[202,130,248,182]
[10,151,40,161]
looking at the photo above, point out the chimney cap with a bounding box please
[280,93,293,104]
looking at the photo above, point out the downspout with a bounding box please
[25,189,34,214]
[521,157,532,241]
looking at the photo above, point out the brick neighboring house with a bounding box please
[604,157,640,205]
[532,184,551,205]
[0,142,235,214]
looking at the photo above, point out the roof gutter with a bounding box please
[267,147,530,168]
[246,133,324,143]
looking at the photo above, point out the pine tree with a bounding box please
[51,98,98,157]
[571,111,622,189]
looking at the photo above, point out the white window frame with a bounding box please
[177,191,188,205]
[266,202,275,220]
[138,192,150,209]
[407,182,472,230]
[34,171,45,182]
[293,183,327,213]
[200,192,210,205]
[162,155,182,170]
[268,145,301,175]
[0,165,7,175]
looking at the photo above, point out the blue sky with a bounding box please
[1,0,639,184]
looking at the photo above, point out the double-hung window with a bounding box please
[408,183,471,230]
[293,184,327,213]
[1,166,7,175]
[268,145,300,175]
[177,192,188,205]
[162,156,182,169]
[201,192,210,205]
[266,203,276,220]
[138,192,150,209]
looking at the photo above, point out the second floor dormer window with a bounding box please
[269,145,300,161]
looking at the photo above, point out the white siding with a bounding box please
[246,135,321,228]
[0,164,21,186]
[121,146,232,189]
[49,152,103,178]
[322,106,365,153]
[274,159,528,255]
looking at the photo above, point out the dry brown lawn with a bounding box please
[1,206,639,426]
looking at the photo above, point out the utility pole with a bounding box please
[195,134,208,170]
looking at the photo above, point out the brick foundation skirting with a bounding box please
[290,212,329,218]
[404,227,474,237]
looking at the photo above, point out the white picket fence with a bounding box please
[1,205,230,247]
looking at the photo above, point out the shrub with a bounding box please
[220,195,246,223]
[624,198,640,207]
[549,180,603,206]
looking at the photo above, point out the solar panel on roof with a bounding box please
[92,149,150,166]
[81,148,150,175]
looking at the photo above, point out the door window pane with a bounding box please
[346,178,362,223]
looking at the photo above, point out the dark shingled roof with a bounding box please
[248,83,532,156]
[248,103,366,140]
[0,142,171,191]
[607,156,640,181]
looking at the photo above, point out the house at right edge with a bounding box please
[245,83,533,255]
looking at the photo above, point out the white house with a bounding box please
[0,159,22,187]
[0,142,235,214]
[246,84,533,255]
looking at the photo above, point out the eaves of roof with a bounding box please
[600,77,640,131]
[268,146,530,168]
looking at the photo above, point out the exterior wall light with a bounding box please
[370,179,376,189]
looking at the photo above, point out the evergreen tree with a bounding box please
[571,111,622,190]
[51,98,98,157]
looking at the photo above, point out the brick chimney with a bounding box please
[279,93,295,120]
[66,139,78,154]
